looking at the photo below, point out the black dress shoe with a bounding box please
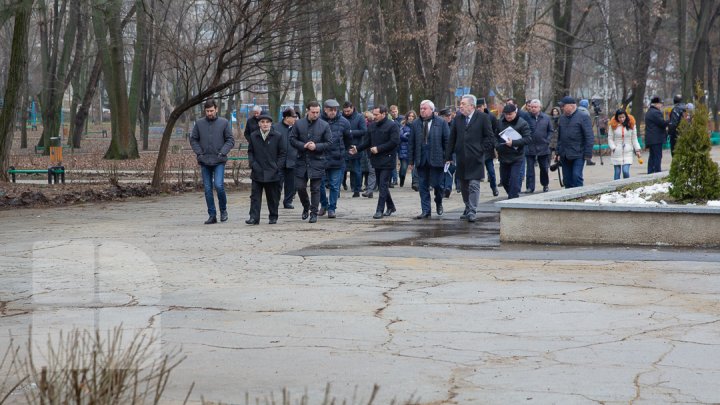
[523,190,534,194]
[389,183,394,188]
[283,204,294,209]
[268,219,277,224]
[318,207,326,216]
[352,192,360,197]
[411,184,418,191]
[492,188,499,197]
[302,209,309,220]
[327,210,336,218]
[436,204,444,215]
[414,213,431,219]
[204,216,217,225]
[586,159,596,166]
[372,211,383,219]
[383,208,396,216]
[467,213,477,222]
[309,214,318,223]
[543,186,549,192]
[444,189,451,198]
[220,210,228,222]
[245,218,259,225]
[365,192,373,198]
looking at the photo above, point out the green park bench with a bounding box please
[34,145,72,154]
[85,129,108,138]
[8,166,66,184]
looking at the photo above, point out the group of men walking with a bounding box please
[190,93,604,225]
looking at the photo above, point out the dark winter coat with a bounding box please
[248,128,287,183]
[272,121,296,169]
[496,115,533,164]
[644,105,668,146]
[189,116,235,166]
[342,110,367,160]
[290,117,333,178]
[399,125,411,160]
[525,112,553,156]
[320,113,352,169]
[244,116,261,143]
[356,116,400,169]
[408,115,450,168]
[446,111,495,180]
[557,109,595,159]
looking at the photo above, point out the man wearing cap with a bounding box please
[555,96,594,188]
[408,99,450,219]
[496,104,533,199]
[190,99,235,224]
[342,101,367,197]
[645,96,668,174]
[446,94,495,222]
[246,114,286,225]
[273,108,298,209]
[668,94,686,155]
[290,101,333,223]
[319,99,351,218]
[477,98,499,196]
[437,108,456,195]
[244,105,263,143]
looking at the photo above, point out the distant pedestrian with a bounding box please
[342,101,367,197]
[644,96,667,174]
[246,114,286,225]
[244,105,263,143]
[608,109,641,180]
[319,99,351,218]
[667,94,686,155]
[524,99,553,193]
[555,96,594,188]
[496,104,533,199]
[398,110,417,187]
[189,99,235,224]
[477,98,499,197]
[273,108,298,209]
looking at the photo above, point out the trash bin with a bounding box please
[49,136,63,165]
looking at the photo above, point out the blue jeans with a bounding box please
[320,167,344,211]
[484,157,497,190]
[417,165,444,214]
[200,163,227,217]
[560,157,585,188]
[348,159,363,192]
[517,156,526,191]
[398,159,409,184]
[614,164,631,180]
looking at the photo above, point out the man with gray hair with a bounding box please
[524,99,553,193]
[244,105,263,143]
[408,100,450,219]
[446,94,495,222]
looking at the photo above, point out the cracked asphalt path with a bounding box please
[2,180,720,404]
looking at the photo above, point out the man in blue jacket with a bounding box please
[555,96,594,188]
[408,100,450,219]
[319,99,351,218]
[645,96,668,174]
[525,99,553,192]
[342,101,367,197]
[189,99,235,224]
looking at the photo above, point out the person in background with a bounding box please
[607,109,641,180]
[342,101,367,197]
[555,96,594,188]
[644,96,667,174]
[244,105,263,143]
[496,104,533,199]
[398,110,417,187]
[524,99,553,193]
[273,108,298,209]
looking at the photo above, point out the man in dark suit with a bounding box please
[273,108,298,209]
[645,96,668,174]
[246,115,286,225]
[408,100,450,219]
[349,105,400,219]
[446,95,495,222]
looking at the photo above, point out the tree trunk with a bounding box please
[630,0,667,125]
[0,0,32,181]
[432,0,462,106]
[678,0,688,97]
[299,21,316,104]
[470,0,501,101]
[511,0,528,102]
[71,56,103,149]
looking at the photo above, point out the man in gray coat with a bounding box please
[189,99,235,224]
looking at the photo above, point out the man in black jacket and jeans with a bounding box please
[645,96,668,174]
[350,105,400,219]
[189,99,235,224]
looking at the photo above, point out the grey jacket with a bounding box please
[190,116,235,166]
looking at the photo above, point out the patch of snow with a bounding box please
[708,200,720,206]
[585,182,671,205]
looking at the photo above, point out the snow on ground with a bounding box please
[582,182,720,206]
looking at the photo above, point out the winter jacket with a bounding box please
[399,125,411,160]
[644,105,668,146]
[557,109,594,159]
[496,115,533,164]
[320,113,352,169]
[446,111,495,180]
[342,110,367,160]
[247,127,287,183]
[244,116,261,143]
[356,116,400,169]
[189,116,235,166]
[290,116,333,179]
[525,112,553,156]
[272,121,296,169]
[607,116,641,166]
[408,115,450,168]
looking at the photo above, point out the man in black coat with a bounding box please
[243,105,263,143]
[273,108,298,209]
[496,104,533,199]
[290,101,333,223]
[645,96,668,174]
[477,98,499,196]
[555,96,594,188]
[445,95,495,222]
[350,105,400,219]
[246,115,286,225]
[408,99,450,219]
[342,101,367,197]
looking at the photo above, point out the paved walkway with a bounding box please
[2,148,720,404]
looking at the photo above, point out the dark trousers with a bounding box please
[647,144,663,174]
[525,154,550,191]
[279,167,295,207]
[484,157,497,190]
[417,165,444,214]
[249,180,280,222]
[560,156,585,188]
[500,160,523,199]
[348,158,363,192]
[375,168,395,213]
[295,175,322,214]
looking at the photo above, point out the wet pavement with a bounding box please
[2,149,720,404]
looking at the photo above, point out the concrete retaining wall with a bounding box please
[495,172,720,247]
